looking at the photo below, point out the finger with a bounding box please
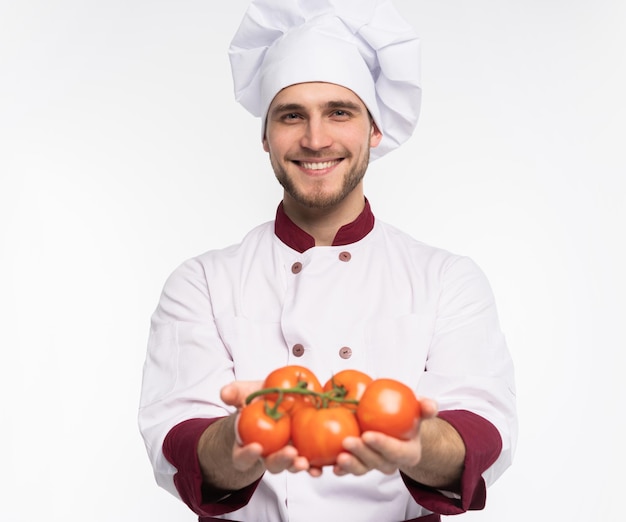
[288,455,315,474]
[361,431,422,469]
[232,442,264,472]
[264,445,296,473]
[334,450,370,476]
[416,397,438,419]
[306,466,323,477]
[221,381,264,408]
[340,437,396,475]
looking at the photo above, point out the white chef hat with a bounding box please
[228,0,421,161]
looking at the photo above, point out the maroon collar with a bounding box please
[274,199,375,253]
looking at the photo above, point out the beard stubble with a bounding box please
[270,148,370,210]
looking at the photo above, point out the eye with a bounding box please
[282,113,302,121]
[331,109,351,119]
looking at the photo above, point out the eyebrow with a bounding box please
[270,100,364,116]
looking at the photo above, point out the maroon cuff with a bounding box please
[401,410,502,516]
[163,417,261,517]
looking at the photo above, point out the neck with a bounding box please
[282,188,366,246]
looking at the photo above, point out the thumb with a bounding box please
[221,380,264,408]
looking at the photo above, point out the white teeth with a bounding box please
[300,160,339,170]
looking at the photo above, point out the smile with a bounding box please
[297,160,342,170]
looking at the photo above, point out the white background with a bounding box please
[1,1,624,520]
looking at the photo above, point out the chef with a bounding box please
[138,1,517,521]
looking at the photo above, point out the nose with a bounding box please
[300,117,333,151]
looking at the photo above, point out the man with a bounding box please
[139,1,517,521]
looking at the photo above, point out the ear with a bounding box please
[369,121,383,148]
[262,135,270,153]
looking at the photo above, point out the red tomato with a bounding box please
[263,365,323,413]
[237,400,291,456]
[291,406,361,467]
[356,378,421,440]
[323,369,373,410]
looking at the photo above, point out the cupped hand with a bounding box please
[334,397,438,476]
[221,380,322,477]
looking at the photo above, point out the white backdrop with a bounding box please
[1,1,624,520]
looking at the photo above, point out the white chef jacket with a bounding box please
[138,204,517,521]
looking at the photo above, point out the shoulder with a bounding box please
[373,220,489,284]
[195,220,274,264]
[165,221,275,285]
[374,220,459,263]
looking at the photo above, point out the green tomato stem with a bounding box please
[264,393,285,421]
[245,382,359,409]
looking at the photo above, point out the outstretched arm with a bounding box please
[336,398,465,491]
[197,381,318,492]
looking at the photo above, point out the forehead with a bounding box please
[268,82,367,111]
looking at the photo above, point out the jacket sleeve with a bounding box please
[401,409,502,515]
[162,417,262,517]
[138,256,238,501]
[415,256,518,510]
